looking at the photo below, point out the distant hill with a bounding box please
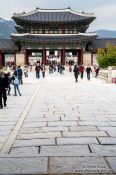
[95,30,116,38]
[0,18,17,39]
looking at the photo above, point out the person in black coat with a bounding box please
[86,65,92,81]
[0,67,8,108]
[73,65,79,82]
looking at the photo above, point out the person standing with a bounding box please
[73,65,79,82]
[0,67,8,108]
[79,64,85,79]
[86,65,92,81]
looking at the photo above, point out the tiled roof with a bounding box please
[12,8,95,23]
[88,38,116,51]
[0,39,18,51]
[11,33,97,43]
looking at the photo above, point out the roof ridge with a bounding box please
[13,7,95,18]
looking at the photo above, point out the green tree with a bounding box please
[97,43,116,68]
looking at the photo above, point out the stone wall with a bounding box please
[16,53,25,66]
[83,53,91,66]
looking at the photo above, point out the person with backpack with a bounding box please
[12,74,21,96]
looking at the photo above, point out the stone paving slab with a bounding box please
[0,157,48,174]
[79,121,110,127]
[25,116,60,122]
[90,144,116,156]
[57,137,99,145]
[10,146,38,155]
[39,145,93,156]
[17,132,61,139]
[98,137,116,144]
[48,121,78,127]
[63,131,108,137]
[22,122,47,128]
[106,157,116,173]
[20,126,69,134]
[13,138,55,148]
[69,126,98,132]
[49,157,112,174]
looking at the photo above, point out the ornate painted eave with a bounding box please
[11,33,97,43]
[12,8,95,23]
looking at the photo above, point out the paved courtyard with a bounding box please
[0,68,116,174]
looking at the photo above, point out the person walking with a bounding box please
[17,66,23,84]
[35,61,41,78]
[7,72,12,95]
[73,65,79,82]
[79,64,85,79]
[41,64,46,78]
[86,65,92,81]
[12,74,21,96]
[95,67,100,77]
[0,67,8,108]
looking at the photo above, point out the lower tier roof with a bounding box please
[0,39,18,51]
[11,33,97,43]
[88,38,116,51]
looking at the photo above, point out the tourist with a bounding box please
[12,74,21,96]
[79,64,85,79]
[49,64,53,74]
[59,65,65,74]
[35,61,41,78]
[0,67,8,108]
[86,65,92,81]
[23,65,28,77]
[7,72,12,95]
[17,65,23,84]
[73,65,79,82]
[41,64,46,78]
[69,65,72,72]
[95,67,100,77]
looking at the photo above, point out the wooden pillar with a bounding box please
[61,47,65,65]
[91,52,93,66]
[78,49,83,65]
[80,47,83,65]
[24,49,28,65]
[42,47,46,64]
[14,52,16,65]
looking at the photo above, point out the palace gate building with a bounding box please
[11,7,97,65]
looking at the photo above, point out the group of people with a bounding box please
[73,64,100,82]
[0,62,100,109]
[35,61,65,78]
[0,65,25,109]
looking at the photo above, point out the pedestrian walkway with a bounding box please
[0,70,116,174]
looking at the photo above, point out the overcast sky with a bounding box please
[0,0,116,31]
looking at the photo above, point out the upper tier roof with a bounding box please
[12,8,95,23]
